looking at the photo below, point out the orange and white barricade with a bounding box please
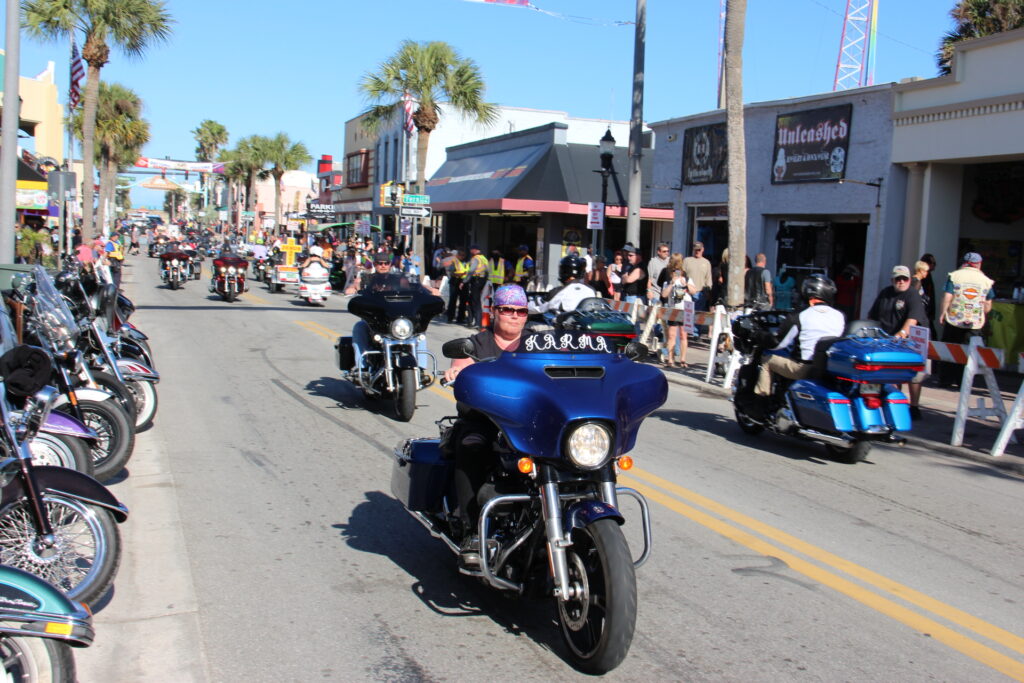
[947,337,1007,449]
[704,305,742,387]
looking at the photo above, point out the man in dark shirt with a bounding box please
[618,244,647,304]
[867,265,928,418]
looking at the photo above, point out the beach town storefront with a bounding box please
[893,28,1024,358]
[427,122,673,288]
[650,85,906,315]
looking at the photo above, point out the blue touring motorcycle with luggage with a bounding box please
[390,332,666,674]
[732,312,921,463]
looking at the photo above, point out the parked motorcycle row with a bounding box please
[0,260,160,679]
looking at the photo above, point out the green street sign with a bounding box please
[403,194,430,205]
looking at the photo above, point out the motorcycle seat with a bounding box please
[810,336,841,379]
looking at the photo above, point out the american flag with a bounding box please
[69,37,85,109]
[402,92,415,136]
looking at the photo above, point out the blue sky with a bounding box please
[5,0,953,210]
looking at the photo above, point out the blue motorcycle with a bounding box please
[390,332,666,674]
[732,312,920,462]
[0,563,94,681]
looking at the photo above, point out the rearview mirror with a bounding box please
[623,342,648,361]
[442,338,476,360]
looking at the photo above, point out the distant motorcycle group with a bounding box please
[0,256,160,679]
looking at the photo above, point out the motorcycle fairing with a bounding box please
[563,500,625,535]
[348,285,445,335]
[115,358,159,383]
[1,466,129,522]
[453,350,667,461]
[788,380,854,433]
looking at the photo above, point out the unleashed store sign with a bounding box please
[771,104,852,184]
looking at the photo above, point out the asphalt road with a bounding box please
[77,252,1024,682]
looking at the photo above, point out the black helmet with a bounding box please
[800,274,837,306]
[558,254,586,283]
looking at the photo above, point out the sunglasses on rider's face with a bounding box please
[496,306,529,317]
[893,276,910,282]
[374,260,390,266]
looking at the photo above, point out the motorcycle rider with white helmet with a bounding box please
[299,245,328,270]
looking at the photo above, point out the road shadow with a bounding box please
[334,491,567,664]
[305,376,365,411]
[651,407,837,465]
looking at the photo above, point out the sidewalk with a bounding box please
[654,336,1024,475]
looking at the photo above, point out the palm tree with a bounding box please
[360,40,497,260]
[69,81,149,234]
[22,0,173,241]
[192,119,228,212]
[163,187,186,222]
[938,0,1024,74]
[256,133,310,230]
[723,0,748,308]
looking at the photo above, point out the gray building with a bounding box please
[650,84,906,316]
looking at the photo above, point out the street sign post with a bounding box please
[587,202,605,231]
[403,194,430,205]
[399,206,432,219]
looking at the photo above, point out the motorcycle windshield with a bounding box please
[0,309,17,354]
[348,277,445,334]
[30,266,79,344]
[160,251,190,261]
[452,334,668,460]
[213,257,248,269]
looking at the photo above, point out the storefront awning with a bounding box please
[426,144,549,203]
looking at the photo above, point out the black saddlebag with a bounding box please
[391,438,451,513]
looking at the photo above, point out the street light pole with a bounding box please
[0,0,22,262]
[594,128,616,259]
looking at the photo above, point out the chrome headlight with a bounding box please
[219,267,227,273]
[565,422,613,470]
[390,317,414,340]
[228,266,237,275]
[170,259,179,266]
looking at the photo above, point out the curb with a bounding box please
[659,368,1024,476]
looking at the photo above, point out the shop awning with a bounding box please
[426,144,550,203]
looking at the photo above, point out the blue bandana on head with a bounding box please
[494,284,527,308]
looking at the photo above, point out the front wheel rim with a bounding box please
[0,495,108,600]
[559,532,606,658]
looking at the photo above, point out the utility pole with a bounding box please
[625,0,645,248]
[0,0,21,262]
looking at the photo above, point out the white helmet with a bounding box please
[309,245,324,257]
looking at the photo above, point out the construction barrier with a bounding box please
[950,337,1008,449]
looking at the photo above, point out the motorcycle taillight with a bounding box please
[863,394,883,410]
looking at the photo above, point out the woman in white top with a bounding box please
[659,253,697,368]
[607,250,624,301]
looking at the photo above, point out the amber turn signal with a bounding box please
[617,456,633,471]
[517,457,534,474]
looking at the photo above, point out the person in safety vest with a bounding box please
[488,249,507,286]
[444,248,470,324]
[937,251,995,387]
[513,244,534,288]
[466,245,489,328]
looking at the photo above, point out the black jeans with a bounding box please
[450,410,498,532]
[446,278,465,322]
[467,276,487,327]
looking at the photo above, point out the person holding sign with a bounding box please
[867,265,928,419]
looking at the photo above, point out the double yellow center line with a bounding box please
[291,319,1024,679]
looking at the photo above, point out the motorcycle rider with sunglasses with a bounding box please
[443,284,530,567]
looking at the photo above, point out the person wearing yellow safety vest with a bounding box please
[513,244,534,288]
[937,251,995,387]
[445,248,470,324]
[466,245,490,328]
[103,235,125,289]
[488,250,508,286]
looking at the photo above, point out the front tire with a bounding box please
[0,494,121,608]
[0,636,76,683]
[170,278,179,290]
[225,290,237,302]
[59,399,135,482]
[394,368,416,422]
[123,378,158,431]
[558,518,637,675]
[27,433,94,475]
[90,371,137,424]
